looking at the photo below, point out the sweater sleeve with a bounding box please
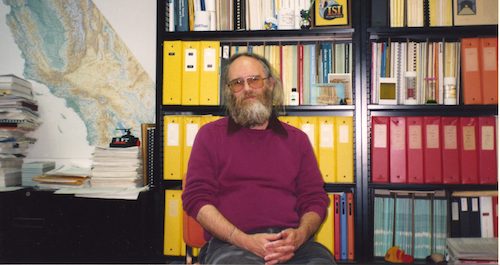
[294,132,330,221]
[181,124,219,219]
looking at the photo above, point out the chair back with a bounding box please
[183,210,206,248]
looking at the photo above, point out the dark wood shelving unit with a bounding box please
[154,0,498,263]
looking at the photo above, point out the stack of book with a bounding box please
[0,74,40,187]
[90,146,143,188]
[21,161,56,187]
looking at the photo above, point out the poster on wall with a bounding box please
[0,0,156,165]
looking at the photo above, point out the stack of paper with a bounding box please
[0,157,23,187]
[90,146,143,188]
[0,75,40,188]
[33,164,91,189]
[21,161,56,186]
[0,75,40,129]
[447,238,498,264]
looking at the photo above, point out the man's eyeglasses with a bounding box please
[227,76,269,92]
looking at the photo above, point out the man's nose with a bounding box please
[242,79,252,91]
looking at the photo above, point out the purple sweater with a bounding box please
[182,116,329,238]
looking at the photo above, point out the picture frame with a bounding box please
[314,0,350,27]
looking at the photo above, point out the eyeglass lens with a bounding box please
[228,76,266,92]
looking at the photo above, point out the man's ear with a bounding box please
[268,77,276,88]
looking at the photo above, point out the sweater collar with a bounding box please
[227,113,287,136]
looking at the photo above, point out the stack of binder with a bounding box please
[315,192,355,261]
[21,161,56,187]
[90,146,143,188]
[371,115,497,184]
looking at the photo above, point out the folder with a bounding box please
[182,116,202,179]
[182,41,201,105]
[390,117,406,183]
[164,190,183,255]
[480,196,495,238]
[201,115,221,126]
[459,197,471,237]
[299,116,319,159]
[315,193,334,253]
[199,41,220,106]
[347,192,355,261]
[461,38,482,104]
[441,117,461,184]
[164,116,183,180]
[459,117,479,184]
[340,192,347,260]
[469,197,481,237]
[278,116,300,129]
[371,116,390,183]
[336,117,354,183]
[163,41,183,105]
[406,117,424,184]
[450,196,461,237]
[334,194,341,260]
[423,117,442,184]
[429,0,452,26]
[478,117,497,184]
[479,38,498,104]
[318,117,337,183]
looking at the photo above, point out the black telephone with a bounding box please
[109,128,140,148]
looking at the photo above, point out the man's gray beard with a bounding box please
[228,90,273,127]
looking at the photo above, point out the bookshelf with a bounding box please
[360,0,498,262]
[155,0,498,263]
[155,0,364,263]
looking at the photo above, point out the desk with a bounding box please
[0,188,158,263]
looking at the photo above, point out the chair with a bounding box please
[183,209,206,264]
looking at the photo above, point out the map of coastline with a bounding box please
[3,0,155,146]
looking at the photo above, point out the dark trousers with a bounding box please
[199,228,336,265]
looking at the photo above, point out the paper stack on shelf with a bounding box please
[90,146,143,188]
[21,161,56,187]
[0,74,40,187]
[32,164,91,189]
[446,238,498,264]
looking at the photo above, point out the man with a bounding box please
[182,53,335,265]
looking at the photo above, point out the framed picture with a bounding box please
[453,0,497,26]
[314,0,350,27]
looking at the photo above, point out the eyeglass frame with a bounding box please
[226,75,271,93]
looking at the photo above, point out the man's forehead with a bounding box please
[229,56,265,74]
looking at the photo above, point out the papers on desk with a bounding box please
[32,164,91,189]
[447,238,498,264]
[90,146,144,188]
[0,186,24,192]
[54,186,148,200]
[21,160,56,186]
